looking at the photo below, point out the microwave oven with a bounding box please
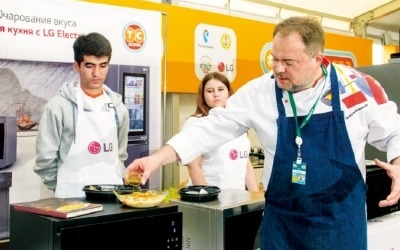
[171,189,264,250]
[0,116,17,169]
[10,200,182,249]
[366,165,400,220]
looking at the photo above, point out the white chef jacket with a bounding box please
[183,116,250,190]
[168,63,400,189]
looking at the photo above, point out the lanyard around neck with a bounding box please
[288,65,327,138]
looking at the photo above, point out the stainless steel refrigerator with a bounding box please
[105,65,152,188]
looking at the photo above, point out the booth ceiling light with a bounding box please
[177,0,227,9]
[279,8,307,19]
[143,0,164,3]
[322,17,351,32]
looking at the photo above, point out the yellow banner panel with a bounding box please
[84,0,372,93]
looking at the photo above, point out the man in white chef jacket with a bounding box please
[126,17,400,249]
[34,32,129,198]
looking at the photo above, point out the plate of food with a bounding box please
[17,121,37,130]
[16,113,37,130]
[113,188,166,208]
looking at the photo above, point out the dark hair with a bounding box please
[192,72,234,117]
[73,32,112,65]
[273,16,325,57]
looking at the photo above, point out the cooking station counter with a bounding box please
[171,189,265,250]
[10,198,182,250]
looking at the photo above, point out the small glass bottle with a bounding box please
[257,148,265,165]
[15,102,24,124]
[250,146,259,166]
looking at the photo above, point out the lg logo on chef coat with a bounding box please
[88,141,113,154]
[229,149,248,160]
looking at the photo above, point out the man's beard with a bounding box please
[277,72,314,93]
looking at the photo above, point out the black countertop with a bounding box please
[10,197,182,250]
[11,197,178,229]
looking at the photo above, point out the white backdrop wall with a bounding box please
[0,0,163,203]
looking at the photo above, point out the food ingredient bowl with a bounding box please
[179,185,221,202]
[82,184,135,201]
[17,122,37,130]
[113,188,166,208]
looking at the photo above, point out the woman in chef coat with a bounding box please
[182,72,260,192]
[34,32,129,198]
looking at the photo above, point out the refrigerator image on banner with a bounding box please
[105,65,151,188]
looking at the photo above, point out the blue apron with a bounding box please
[260,65,367,249]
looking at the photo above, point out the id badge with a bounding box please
[292,161,307,185]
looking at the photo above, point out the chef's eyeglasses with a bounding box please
[272,58,299,68]
[271,54,315,69]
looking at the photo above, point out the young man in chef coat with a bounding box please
[34,32,129,198]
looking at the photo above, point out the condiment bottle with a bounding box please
[257,148,264,165]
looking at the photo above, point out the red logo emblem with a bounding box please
[218,62,225,72]
[88,141,101,154]
[229,149,238,160]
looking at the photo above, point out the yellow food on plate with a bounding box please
[114,190,166,208]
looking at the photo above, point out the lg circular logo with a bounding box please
[229,149,238,160]
[217,62,225,72]
[88,141,101,154]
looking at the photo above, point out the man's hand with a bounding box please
[125,145,179,185]
[375,158,400,207]
[126,156,156,185]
